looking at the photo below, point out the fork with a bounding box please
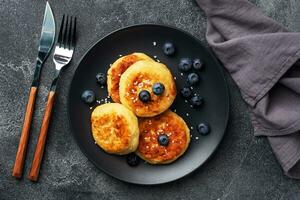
[28,15,76,182]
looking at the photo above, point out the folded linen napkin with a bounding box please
[195,0,300,178]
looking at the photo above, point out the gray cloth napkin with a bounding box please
[195,0,300,179]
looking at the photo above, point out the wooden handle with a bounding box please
[28,91,55,182]
[12,87,37,178]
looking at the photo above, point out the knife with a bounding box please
[12,1,55,178]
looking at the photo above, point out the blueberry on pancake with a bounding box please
[136,111,190,164]
[119,60,177,117]
[107,53,154,103]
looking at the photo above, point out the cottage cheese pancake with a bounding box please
[136,111,190,164]
[119,60,177,117]
[91,103,139,155]
[107,53,154,103]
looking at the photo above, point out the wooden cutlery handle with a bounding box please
[28,91,55,182]
[12,86,38,178]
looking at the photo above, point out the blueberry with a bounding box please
[190,95,203,107]
[126,153,140,166]
[197,122,211,135]
[158,134,169,146]
[139,90,151,102]
[187,73,200,86]
[81,90,95,104]
[180,87,192,99]
[152,83,165,95]
[178,58,192,72]
[162,42,176,56]
[193,58,204,70]
[96,73,106,86]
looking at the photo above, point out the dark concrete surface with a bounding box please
[0,0,299,199]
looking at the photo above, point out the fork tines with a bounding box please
[57,15,76,49]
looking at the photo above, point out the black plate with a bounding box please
[68,24,229,185]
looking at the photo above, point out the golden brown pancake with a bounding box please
[91,103,139,155]
[107,53,154,103]
[119,60,177,117]
[136,111,190,164]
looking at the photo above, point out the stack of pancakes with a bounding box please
[91,53,190,164]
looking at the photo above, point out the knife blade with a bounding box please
[32,1,56,87]
[12,1,56,178]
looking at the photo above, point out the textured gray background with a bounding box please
[0,0,300,199]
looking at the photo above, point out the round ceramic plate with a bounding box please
[68,24,229,185]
